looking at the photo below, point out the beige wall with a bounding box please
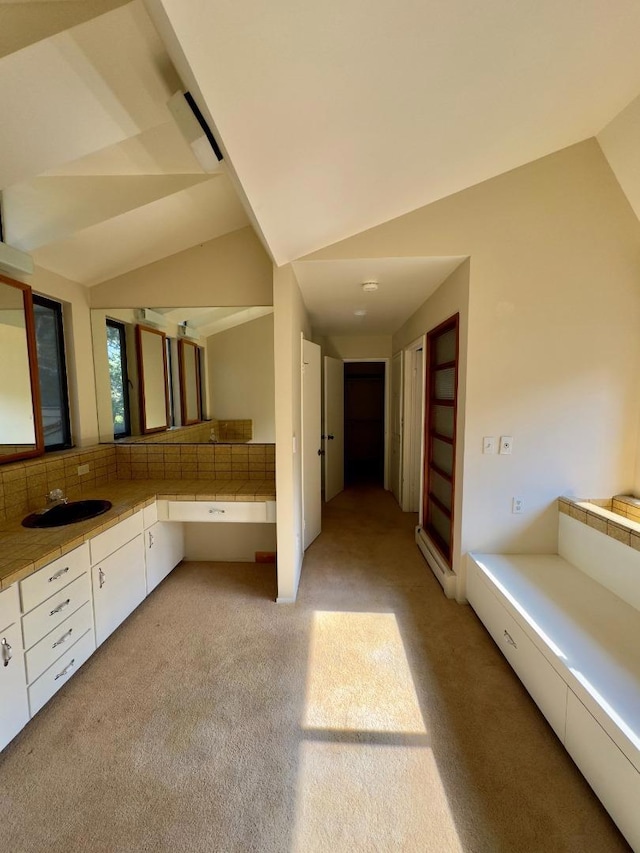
[392,260,470,579]
[598,93,640,226]
[206,313,275,442]
[31,265,100,446]
[317,334,392,360]
[273,264,311,602]
[89,226,272,309]
[307,139,640,592]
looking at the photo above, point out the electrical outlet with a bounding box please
[77,464,90,475]
[483,436,496,454]
[512,496,524,514]
[499,436,513,455]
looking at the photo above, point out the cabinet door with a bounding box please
[92,535,146,647]
[0,621,30,751]
[145,521,185,594]
[565,690,640,851]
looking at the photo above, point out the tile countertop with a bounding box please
[0,478,276,591]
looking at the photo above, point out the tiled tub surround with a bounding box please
[0,477,276,591]
[558,495,640,550]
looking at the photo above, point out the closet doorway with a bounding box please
[344,361,387,486]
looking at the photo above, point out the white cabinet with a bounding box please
[145,521,184,594]
[19,542,95,719]
[166,500,270,523]
[0,586,29,751]
[466,561,568,741]
[565,690,640,851]
[92,534,146,646]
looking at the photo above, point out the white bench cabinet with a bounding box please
[0,585,29,751]
[145,521,185,594]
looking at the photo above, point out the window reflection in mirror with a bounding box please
[90,306,274,443]
[0,275,44,463]
[33,295,71,450]
[178,338,202,425]
[135,324,169,433]
[106,319,131,438]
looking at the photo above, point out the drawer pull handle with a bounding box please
[49,566,70,583]
[1,637,12,667]
[52,628,73,649]
[148,531,155,547]
[50,598,71,616]
[99,569,106,589]
[54,658,75,681]
[503,629,517,649]
[208,509,225,515]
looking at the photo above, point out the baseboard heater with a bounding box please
[415,526,457,598]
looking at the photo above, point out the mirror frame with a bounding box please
[135,324,170,434]
[178,338,203,425]
[0,274,45,464]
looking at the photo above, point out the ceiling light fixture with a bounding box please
[354,309,367,316]
[362,280,378,292]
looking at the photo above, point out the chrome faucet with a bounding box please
[46,488,68,507]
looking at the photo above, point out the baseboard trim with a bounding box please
[415,526,457,598]
[276,596,296,604]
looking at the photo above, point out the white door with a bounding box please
[302,338,322,549]
[92,535,146,646]
[324,356,344,502]
[390,351,403,505]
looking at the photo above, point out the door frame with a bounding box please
[401,336,426,517]
[390,350,404,506]
[343,358,390,490]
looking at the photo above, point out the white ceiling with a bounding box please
[292,258,466,335]
[0,0,250,286]
[3,1,640,335]
[147,0,640,265]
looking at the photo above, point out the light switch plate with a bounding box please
[499,436,513,455]
[483,436,496,454]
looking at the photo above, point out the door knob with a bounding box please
[317,449,325,456]
[327,434,334,440]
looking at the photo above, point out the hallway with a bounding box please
[0,488,627,852]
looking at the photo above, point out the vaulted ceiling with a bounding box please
[2,1,640,333]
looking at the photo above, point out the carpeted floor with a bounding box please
[0,486,629,852]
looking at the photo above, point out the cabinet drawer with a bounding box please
[28,628,95,717]
[0,621,29,751]
[467,563,568,741]
[89,511,142,566]
[0,584,20,632]
[21,573,91,651]
[24,601,93,685]
[167,501,267,523]
[565,690,640,851]
[20,543,89,614]
[143,502,158,529]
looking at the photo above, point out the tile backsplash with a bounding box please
[0,441,275,524]
[0,446,117,524]
[115,442,274,481]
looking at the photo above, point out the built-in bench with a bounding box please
[467,551,640,850]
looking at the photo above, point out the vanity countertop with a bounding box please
[0,478,276,590]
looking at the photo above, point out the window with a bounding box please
[422,314,459,566]
[106,319,131,437]
[33,295,72,451]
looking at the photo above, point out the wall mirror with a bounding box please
[178,338,202,425]
[135,324,169,434]
[91,306,275,444]
[0,275,44,463]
